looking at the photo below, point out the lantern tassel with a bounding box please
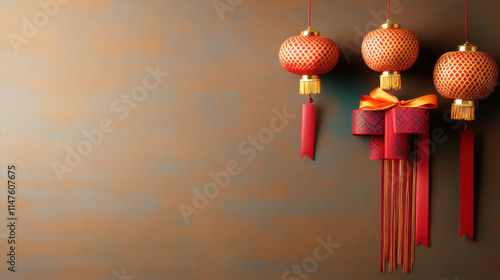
[300,75,321,95]
[380,71,401,91]
[452,100,475,121]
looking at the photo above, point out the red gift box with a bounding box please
[353,107,429,160]
[352,110,385,135]
[394,107,430,134]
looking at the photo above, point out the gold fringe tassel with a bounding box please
[451,101,475,121]
[380,71,401,91]
[300,75,321,95]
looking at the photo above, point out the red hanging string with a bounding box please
[465,0,469,42]
[387,0,390,20]
[308,0,311,28]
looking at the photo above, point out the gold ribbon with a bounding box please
[359,88,438,111]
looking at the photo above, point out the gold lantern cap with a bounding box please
[457,42,478,52]
[301,27,320,36]
[381,20,400,29]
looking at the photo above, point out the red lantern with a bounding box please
[279,29,339,95]
[278,0,339,160]
[362,23,419,91]
[433,44,498,120]
[361,0,419,92]
[432,0,498,241]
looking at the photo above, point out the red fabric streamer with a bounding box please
[415,133,430,247]
[384,108,409,159]
[460,130,474,240]
[301,104,315,160]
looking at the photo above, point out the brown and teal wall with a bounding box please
[0,0,499,279]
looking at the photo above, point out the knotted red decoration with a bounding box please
[353,88,437,273]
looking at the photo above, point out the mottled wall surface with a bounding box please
[0,0,499,279]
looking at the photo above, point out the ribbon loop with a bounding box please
[359,88,438,111]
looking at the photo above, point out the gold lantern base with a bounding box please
[451,99,475,121]
[380,71,401,91]
[300,75,321,95]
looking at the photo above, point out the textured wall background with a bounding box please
[0,0,499,279]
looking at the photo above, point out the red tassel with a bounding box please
[300,104,315,160]
[460,130,474,240]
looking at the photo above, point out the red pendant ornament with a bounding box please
[279,0,339,160]
[353,88,437,273]
[361,0,419,91]
[433,0,498,240]
[356,0,429,274]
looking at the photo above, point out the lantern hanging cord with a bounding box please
[308,94,313,103]
[308,0,311,28]
[465,0,469,42]
[387,0,390,20]
[464,120,468,131]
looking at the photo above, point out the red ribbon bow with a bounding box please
[359,87,438,111]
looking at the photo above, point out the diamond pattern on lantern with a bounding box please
[361,28,419,72]
[433,51,498,100]
[279,35,339,75]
